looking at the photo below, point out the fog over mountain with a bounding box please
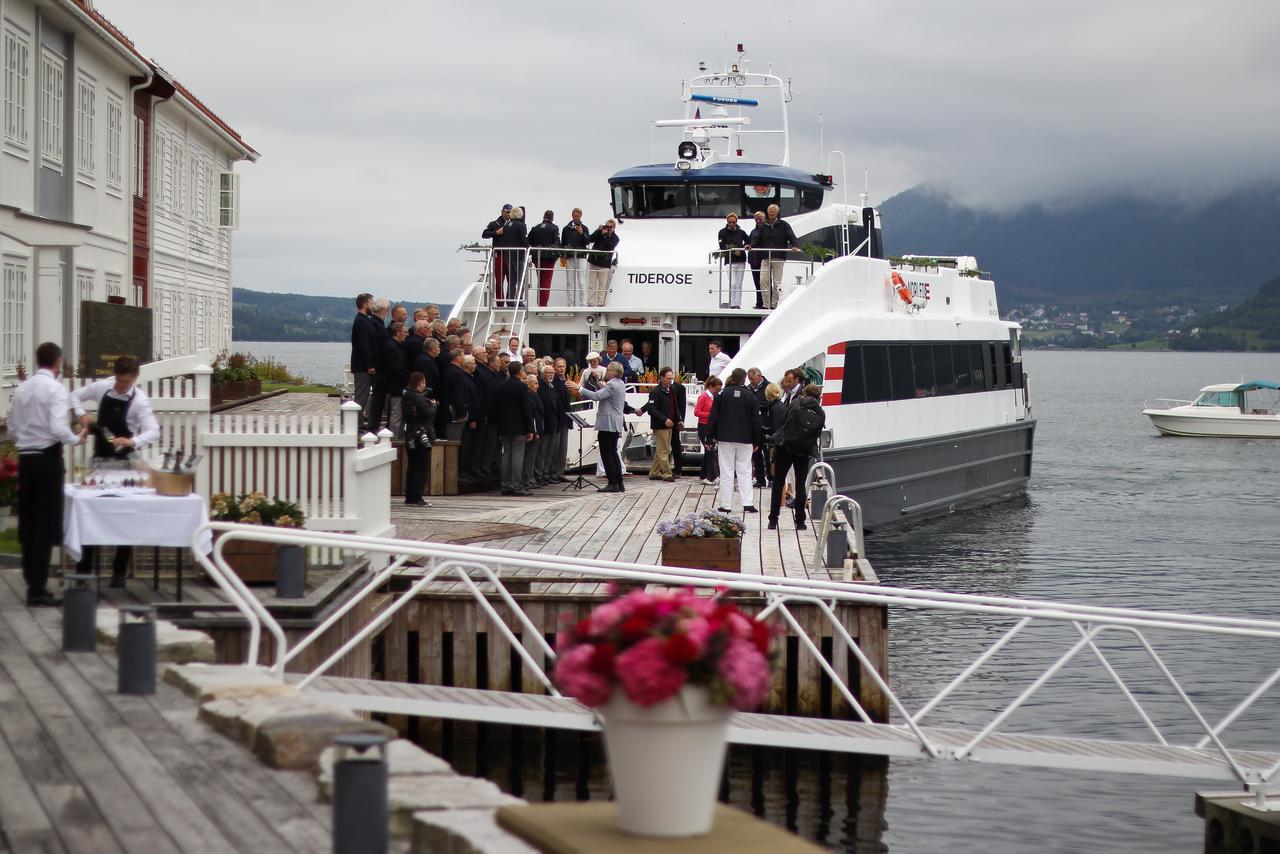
[99,0,1280,300]
[881,183,1280,304]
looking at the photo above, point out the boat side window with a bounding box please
[801,187,824,213]
[889,345,915,400]
[841,343,866,404]
[934,345,956,395]
[777,185,802,216]
[863,346,892,403]
[613,185,639,218]
[744,184,777,215]
[1195,392,1237,407]
[695,184,741,218]
[912,345,936,397]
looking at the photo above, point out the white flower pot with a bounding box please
[598,685,732,837]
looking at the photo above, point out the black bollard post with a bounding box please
[275,545,306,599]
[332,732,389,854]
[62,574,98,652]
[824,519,848,569]
[117,605,157,695]
[810,484,828,523]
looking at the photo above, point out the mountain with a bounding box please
[1169,275,1280,351]
[232,289,451,342]
[879,184,1280,305]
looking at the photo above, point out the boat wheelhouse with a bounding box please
[1143,382,1280,438]
[448,49,1035,529]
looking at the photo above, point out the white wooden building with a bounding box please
[0,0,256,397]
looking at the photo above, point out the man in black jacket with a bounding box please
[495,364,534,495]
[528,210,561,308]
[441,349,472,442]
[746,367,770,487]
[482,204,513,303]
[552,358,572,481]
[717,213,749,308]
[639,367,686,481]
[707,367,762,512]
[350,293,377,420]
[401,371,436,506]
[746,211,767,309]
[370,321,409,436]
[769,384,826,530]
[534,364,561,484]
[560,207,590,307]
[403,319,428,375]
[585,220,620,307]
[752,204,800,309]
[458,354,485,480]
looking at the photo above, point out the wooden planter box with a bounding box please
[660,537,742,572]
[216,534,279,584]
[212,379,262,407]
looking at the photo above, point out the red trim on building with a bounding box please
[824,366,844,380]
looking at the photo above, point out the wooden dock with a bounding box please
[0,571,331,853]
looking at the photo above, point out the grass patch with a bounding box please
[262,382,339,395]
[0,525,18,555]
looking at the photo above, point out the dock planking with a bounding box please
[0,570,329,853]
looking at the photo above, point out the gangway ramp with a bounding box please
[296,675,1280,784]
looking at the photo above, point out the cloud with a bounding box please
[98,0,1280,301]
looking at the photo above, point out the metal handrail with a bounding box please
[191,523,1280,789]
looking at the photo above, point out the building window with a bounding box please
[105,94,122,188]
[76,268,94,303]
[3,26,29,147]
[39,47,62,167]
[132,114,144,198]
[75,73,95,177]
[218,171,239,228]
[1,259,28,373]
[105,272,121,298]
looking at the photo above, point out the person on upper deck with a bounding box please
[561,208,591,307]
[482,204,513,302]
[529,210,561,308]
[747,211,767,309]
[585,219,620,307]
[717,212,749,309]
[483,204,528,306]
[752,204,800,309]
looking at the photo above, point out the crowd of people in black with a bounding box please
[352,294,827,527]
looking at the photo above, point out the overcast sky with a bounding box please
[101,0,1280,303]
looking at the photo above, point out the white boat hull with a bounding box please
[1142,409,1280,438]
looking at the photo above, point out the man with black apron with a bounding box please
[69,356,160,587]
[8,343,87,605]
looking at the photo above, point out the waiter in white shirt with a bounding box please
[69,355,160,587]
[707,339,732,378]
[9,342,87,606]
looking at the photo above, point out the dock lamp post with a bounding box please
[117,605,157,695]
[824,519,849,569]
[62,574,98,652]
[332,732,389,854]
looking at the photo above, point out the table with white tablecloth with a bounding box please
[63,485,212,600]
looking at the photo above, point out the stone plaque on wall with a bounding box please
[79,301,153,377]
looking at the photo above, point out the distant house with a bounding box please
[0,0,256,385]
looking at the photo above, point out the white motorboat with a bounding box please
[1143,382,1280,438]
[449,48,1035,529]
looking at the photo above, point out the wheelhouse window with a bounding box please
[1194,391,1238,407]
[643,184,690,217]
[694,184,738,217]
[611,179,825,219]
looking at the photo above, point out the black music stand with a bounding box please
[563,413,598,491]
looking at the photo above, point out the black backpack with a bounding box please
[782,402,824,453]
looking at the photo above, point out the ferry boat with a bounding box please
[449,49,1035,530]
[1143,382,1280,438]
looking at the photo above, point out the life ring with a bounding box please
[891,271,912,304]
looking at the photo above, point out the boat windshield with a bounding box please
[611,181,823,218]
[1194,391,1240,407]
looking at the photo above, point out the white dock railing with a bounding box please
[193,524,1280,798]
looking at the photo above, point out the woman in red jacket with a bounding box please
[694,375,722,485]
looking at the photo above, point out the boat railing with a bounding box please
[1144,398,1194,411]
[707,248,818,308]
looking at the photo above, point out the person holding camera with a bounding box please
[561,208,591,306]
[585,219,620,307]
[401,371,437,506]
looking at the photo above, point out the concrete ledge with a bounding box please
[96,609,215,663]
[386,776,522,837]
[413,809,538,854]
[164,663,286,702]
[317,738,453,797]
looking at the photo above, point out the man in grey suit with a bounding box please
[568,362,627,492]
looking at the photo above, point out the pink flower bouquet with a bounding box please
[554,587,777,711]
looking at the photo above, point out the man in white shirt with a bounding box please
[9,342,87,605]
[69,356,161,587]
[620,341,645,376]
[505,336,522,362]
[707,339,732,378]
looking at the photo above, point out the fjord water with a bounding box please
[868,349,1280,852]
[247,341,1280,850]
